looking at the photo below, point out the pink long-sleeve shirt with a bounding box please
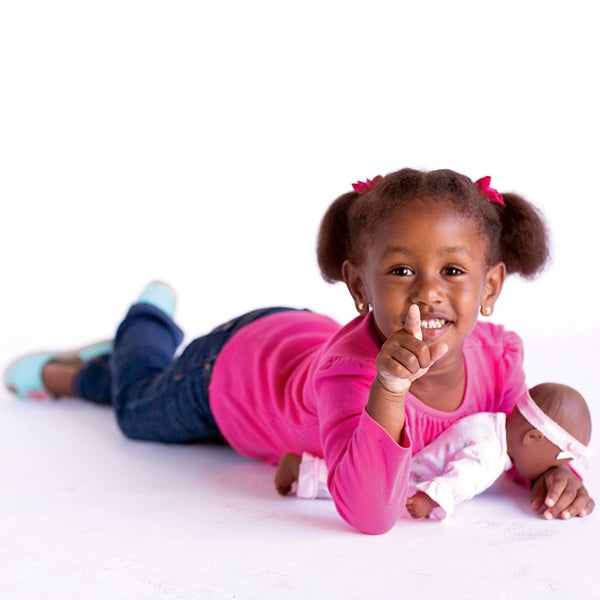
[209,311,526,534]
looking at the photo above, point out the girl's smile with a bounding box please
[419,314,452,342]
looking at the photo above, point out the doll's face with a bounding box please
[505,408,572,480]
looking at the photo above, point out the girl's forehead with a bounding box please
[379,203,482,239]
[366,203,491,262]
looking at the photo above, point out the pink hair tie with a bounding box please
[516,393,593,460]
[475,176,505,206]
[352,175,382,194]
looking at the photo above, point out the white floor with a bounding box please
[2,2,600,597]
[1,348,599,600]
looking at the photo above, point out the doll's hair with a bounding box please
[529,383,592,446]
[317,168,550,283]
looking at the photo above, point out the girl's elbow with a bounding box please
[336,502,398,535]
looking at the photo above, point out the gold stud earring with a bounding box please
[356,301,366,313]
[480,306,493,317]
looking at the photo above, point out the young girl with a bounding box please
[4,168,594,534]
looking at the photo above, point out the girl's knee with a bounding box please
[114,407,185,443]
[114,409,151,441]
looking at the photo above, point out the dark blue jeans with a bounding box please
[73,304,296,443]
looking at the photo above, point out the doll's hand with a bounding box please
[375,304,448,395]
[530,464,595,519]
[406,491,439,519]
[275,452,302,496]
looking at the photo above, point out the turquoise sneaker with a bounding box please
[136,280,177,318]
[4,340,113,400]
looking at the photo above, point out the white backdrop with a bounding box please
[1,1,598,412]
[1,4,599,598]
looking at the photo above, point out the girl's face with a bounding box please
[345,200,505,357]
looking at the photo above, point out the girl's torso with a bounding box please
[208,310,526,463]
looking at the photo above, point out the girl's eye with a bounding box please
[391,266,414,276]
[443,266,464,276]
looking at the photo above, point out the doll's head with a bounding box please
[505,383,592,480]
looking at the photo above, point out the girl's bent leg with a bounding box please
[109,303,222,444]
[109,304,296,444]
[72,355,113,404]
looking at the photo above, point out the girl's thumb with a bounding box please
[404,304,423,341]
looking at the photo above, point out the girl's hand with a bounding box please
[530,465,595,519]
[375,304,448,395]
[367,305,448,442]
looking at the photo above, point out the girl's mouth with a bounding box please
[420,318,448,330]
[420,318,451,342]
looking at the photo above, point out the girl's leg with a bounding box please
[109,305,300,444]
[8,283,299,446]
[107,302,223,443]
[5,340,113,402]
[47,280,179,406]
[39,353,111,404]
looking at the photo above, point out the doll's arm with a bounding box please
[275,452,332,499]
[406,491,440,519]
[409,413,508,519]
[275,452,302,496]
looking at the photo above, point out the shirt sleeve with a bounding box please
[315,357,412,534]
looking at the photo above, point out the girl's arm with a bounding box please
[316,305,447,534]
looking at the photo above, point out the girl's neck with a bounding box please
[409,350,466,412]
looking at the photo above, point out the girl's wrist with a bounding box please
[366,379,407,444]
[375,374,411,397]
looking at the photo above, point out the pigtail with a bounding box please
[497,193,551,278]
[317,191,358,283]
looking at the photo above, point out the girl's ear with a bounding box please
[342,260,369,314]
[480,261,506,313]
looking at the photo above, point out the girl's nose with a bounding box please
[411,273,443,305]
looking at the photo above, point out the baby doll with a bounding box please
[275,383,592,520]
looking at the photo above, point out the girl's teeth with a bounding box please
[421,319,447,329]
